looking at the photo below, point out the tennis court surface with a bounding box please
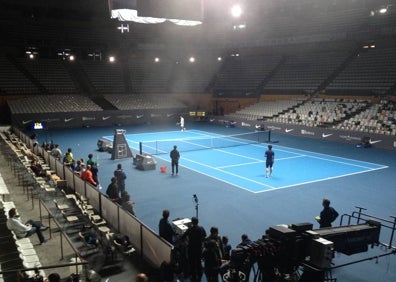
[104,129,388,193]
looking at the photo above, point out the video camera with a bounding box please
[224,221,381,282]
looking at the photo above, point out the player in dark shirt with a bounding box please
[265,145,275,178]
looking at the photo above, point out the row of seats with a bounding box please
[7,94,103,114]
[103,94,187,110]
[276,98,369,127]
[2,45,396,97]
[226,97,396,136]
[0,55,39,95]
[16,58,78,94]
[333,100,396,135]
[0,134,47,281]
[230,98,305,120]
[1,130,135,279]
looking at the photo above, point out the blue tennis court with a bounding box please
[104,129,388,193]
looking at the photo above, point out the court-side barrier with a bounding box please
[16,128,172,269]
[216,118,396,150]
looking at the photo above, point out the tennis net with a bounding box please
[140,131,267,155]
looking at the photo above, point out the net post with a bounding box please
[139,142,142,155]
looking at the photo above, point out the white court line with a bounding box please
[155,155,276,192]
[263,166,388,192]
[106,131,388,193]
[304,154,387,170]
[251,142,388,168]
[173,155,275,189]
[216,155,305,169]
[217,160,264,169]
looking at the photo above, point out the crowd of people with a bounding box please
[158,210,234,282]
[44,142,136,217]
[157,197,338,282]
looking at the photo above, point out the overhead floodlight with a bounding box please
[233,23,246,30]
[109,56,115,63]
[69,55,75,61]
[154,57,160,63]
[29,54,35,59]
[379,7,388,14]
[231,5,243,18]
[189,57,195,63]
[217,57,222,61]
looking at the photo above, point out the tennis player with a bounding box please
[179,115,186,131]
[265,144,274,178]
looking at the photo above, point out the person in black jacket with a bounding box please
[181,217,207,281]
[316,198,339,228]
[170,145,180,175]
[159,209,176,244]
[106,177,120,204]
[202,239,222,282]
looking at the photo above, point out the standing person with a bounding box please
[170,145,180,176]
[6,208,49,244]
[51,144,62,159]
[81,164,97,186]
[73,159,83,175]
[86,153,96,167]
[106,177,120,203]
[181,217,207,282]
[222,236,232,261]
[179,115,186,131]
[91,163,100,188]
[114,163,127,193]
[63,152,73,169]
[67,148,74,161]
[205,227,224,260]
[316,198,339,228]
[121,191,135,216]
[237,234,252,248]
[159,209,176,244]
[202,240,222,282]
[264,144,275,178]
[86,153,100,188]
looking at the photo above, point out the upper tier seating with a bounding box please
[103,94,187,110]
[262,51,349,94]
[213,54,282,96]
[325,47,396,95]
[0,55,39,95]
[7,95,102,114]
[16,58,78,94]
[80,61,126,94]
